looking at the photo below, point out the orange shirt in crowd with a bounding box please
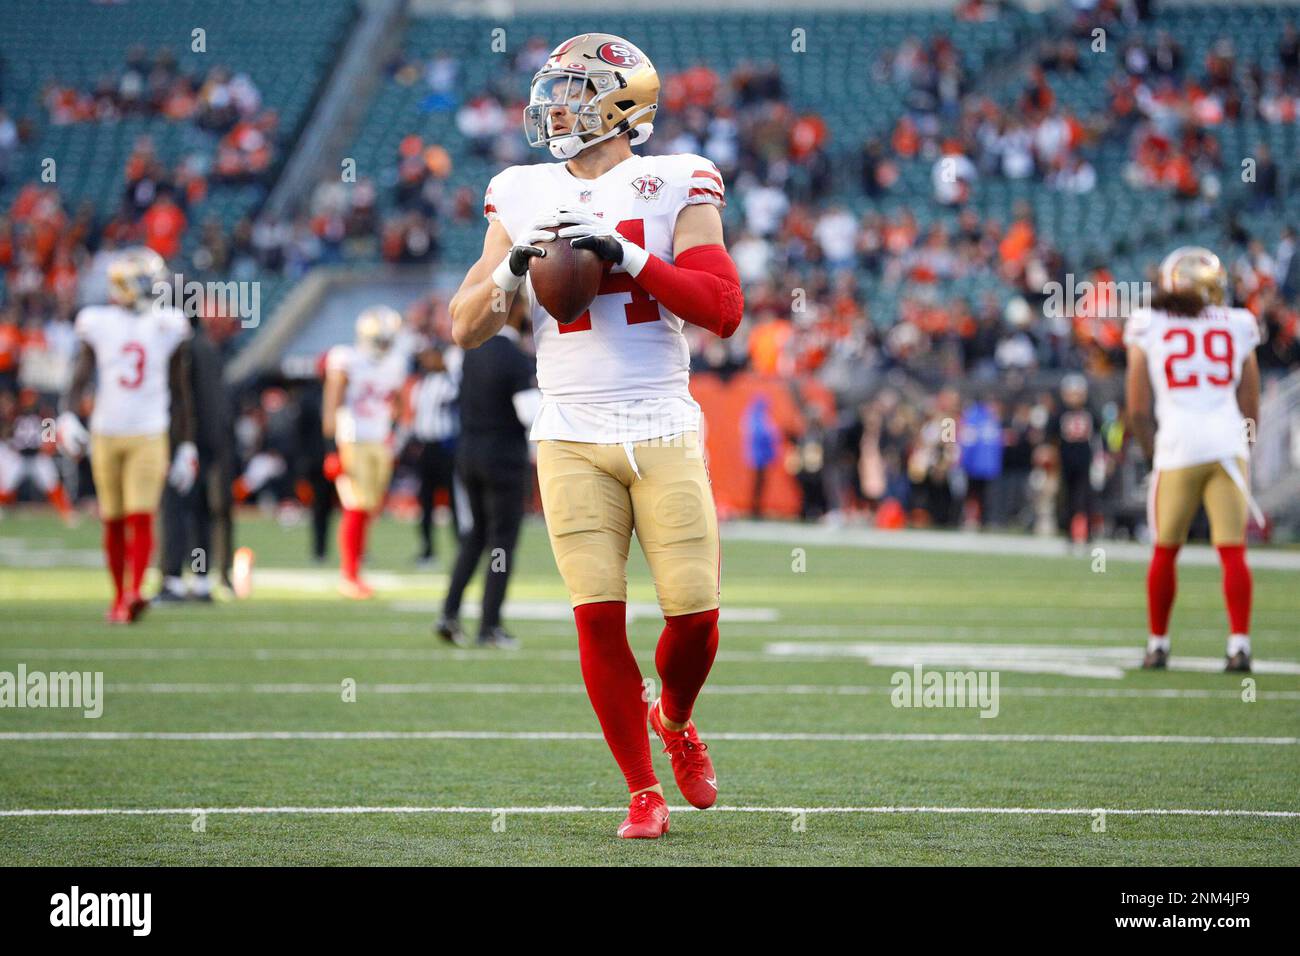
[748,318,793,376]
[142,199,186,260]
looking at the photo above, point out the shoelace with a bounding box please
[660,730,709,767]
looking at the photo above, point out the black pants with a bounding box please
[1060,467,1092,527]
[161,460,214,580]
[308,464,334,561]
[415,439,458,559]
[442,450,526,633]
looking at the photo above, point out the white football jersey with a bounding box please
[74,304,191,437]
[484,152,725,443]
[326,344,409,444]
[1124,305,1261,470]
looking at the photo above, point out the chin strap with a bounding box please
[546,109,656,159]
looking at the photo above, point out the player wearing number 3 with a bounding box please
[449,33,743,838]
[59,247,196,624]
[1124,247,1262,673]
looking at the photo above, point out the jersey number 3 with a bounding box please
[1163,327,1234,389]
[119,342,146,389]
[558,219,659,334]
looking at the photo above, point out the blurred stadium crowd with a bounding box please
[1,0,1298,536]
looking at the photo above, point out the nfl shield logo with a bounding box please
[578,190,593,204]
[632,175,665,201]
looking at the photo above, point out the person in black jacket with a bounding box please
[435,311,537,648]
[156,314,234,601]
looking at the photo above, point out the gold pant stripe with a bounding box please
[537,432,720,617]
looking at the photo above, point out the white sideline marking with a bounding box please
[388,600,779,623]
[12,644,1300,678]
[1,731,1294,745]
[764,641,1300,679]
[0,804,1295,819]
[101,681,1300,702]
[722,519,1300,570]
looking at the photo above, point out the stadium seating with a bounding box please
[0,0,356,235]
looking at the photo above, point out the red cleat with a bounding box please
[105,601,130,625]
[649,699,718,809]
[617,790,669,839]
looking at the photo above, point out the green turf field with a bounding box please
[1,510,1297,865]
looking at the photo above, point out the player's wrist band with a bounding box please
[492,255,525,292]
[619,240,649,278]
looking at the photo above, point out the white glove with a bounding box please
[56,411,90,459]
[169,441,198,494]
[554,206,649,276]
[490,209,565,292]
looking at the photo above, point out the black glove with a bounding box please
[570,234,624,264]
[508,243,546,276]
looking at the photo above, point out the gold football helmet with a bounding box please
[107,246,168,311]
[355,305,402,358]
[524,33,659,160]
[1158,246,1228,307]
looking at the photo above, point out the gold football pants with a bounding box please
[536,432,720,617]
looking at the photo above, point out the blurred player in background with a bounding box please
[0,388,74,523]
[321,306,407,599]
[449,34,743,838]
[1125,247,1262,672]
[57,247,198,623]
[408,342,461,567]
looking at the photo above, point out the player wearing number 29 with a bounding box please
[1124,246,1262,673]
[58,247,197,624]
[450,33,743,838]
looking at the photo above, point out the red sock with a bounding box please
[48,485,72,518]
[574,601,657,794]
[339,509,369,581]
[1146,544,1179,636]
[125,512,153,594]
[655,608,720,725]
[104,517,127,603]
[1216,544,1252,635]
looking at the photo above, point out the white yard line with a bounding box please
[0,804,1295,819]
[721,520,1300,570]
[1,730,1294,744]
[99,681,1300,701]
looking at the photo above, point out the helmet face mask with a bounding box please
[355,306,402,359]
[522,34,658,160]
[107,247,167,312]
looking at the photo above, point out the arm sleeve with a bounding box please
[484,168,514,224]
[1123,308,1152,349]
[1233,308,1263,350]
[676,156,726,211]
[324,345,352,376]
[73,307,97,345]
[632,243,744,338]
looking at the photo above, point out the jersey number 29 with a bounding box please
[1163,327,1234,389]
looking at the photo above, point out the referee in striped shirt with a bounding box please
[410,344,460,566]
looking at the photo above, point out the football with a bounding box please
[529,225,604,325]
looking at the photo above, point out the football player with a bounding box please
[321,306,408,600]
[0,389,75,523]
[449,33,744,838]
[1125,247,1262,672]
[58,247,197,623]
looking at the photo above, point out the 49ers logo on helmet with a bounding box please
[596,42,640,67]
